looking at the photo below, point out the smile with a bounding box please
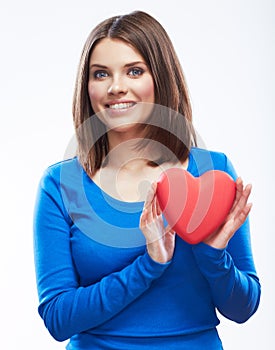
[107,102,136,110]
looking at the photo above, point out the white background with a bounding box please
[0,0,274,348]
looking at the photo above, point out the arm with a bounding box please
[192,226,261,323]
[33,170,170,342]
[192,155,261,323]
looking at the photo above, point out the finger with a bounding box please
[235,192,252,219]
[156,197,162,216]
[232,177,243,210]
[144,182,157,209]
[151,195,156,218]
[230,183,252,220]
[235,177,243,197]
[144,189,154,209]
[235,184,252,213]
[149,183,159,218]
[164,226,176,240]
[240,202,252,219]
[232,203,252,233]
[139,208,148,229]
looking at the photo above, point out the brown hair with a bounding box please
[72,10,197,175]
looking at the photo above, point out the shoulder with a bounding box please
[189,147,237,179]
[35,159,79,224]
[189,147,227,169]
[45,157,80,176]
[39,157,82,188]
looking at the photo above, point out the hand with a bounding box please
[139,182,176,263]
[203,177,252,249]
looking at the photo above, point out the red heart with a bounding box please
[156,169,236,244]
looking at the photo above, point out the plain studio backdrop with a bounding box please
[0,0,274,349]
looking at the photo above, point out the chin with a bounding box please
[108,122,145,136]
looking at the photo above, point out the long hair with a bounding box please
[72,10,197,175]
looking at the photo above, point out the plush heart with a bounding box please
[156,169,236,244]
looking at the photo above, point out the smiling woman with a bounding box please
[33,10,261,350]
[72,12,195,177]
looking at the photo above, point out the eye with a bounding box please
[128,67,144,77]
[93,70,109,79]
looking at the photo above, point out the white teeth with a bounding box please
[109,102,135,110]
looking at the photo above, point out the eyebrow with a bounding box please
[89,61,146,70]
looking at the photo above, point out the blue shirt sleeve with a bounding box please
[33,169,171,342]
[192,154,261,323]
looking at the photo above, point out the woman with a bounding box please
[33,11,261,349]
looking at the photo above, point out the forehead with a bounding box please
[89,38,144,65]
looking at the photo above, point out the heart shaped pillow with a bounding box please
[156,169,236,244]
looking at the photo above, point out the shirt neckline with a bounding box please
[79,150,194,210]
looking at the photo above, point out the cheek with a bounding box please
[88,84,104,111]
[136,78,155,102]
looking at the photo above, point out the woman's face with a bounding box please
[88,38,155,134]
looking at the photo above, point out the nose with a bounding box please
[107,77,128,95]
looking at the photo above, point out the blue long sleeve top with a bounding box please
[33,147,261,349]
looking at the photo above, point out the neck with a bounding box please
[106,128,158,170]
[106,139,151,170]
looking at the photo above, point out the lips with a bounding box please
[106,102,136,110]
